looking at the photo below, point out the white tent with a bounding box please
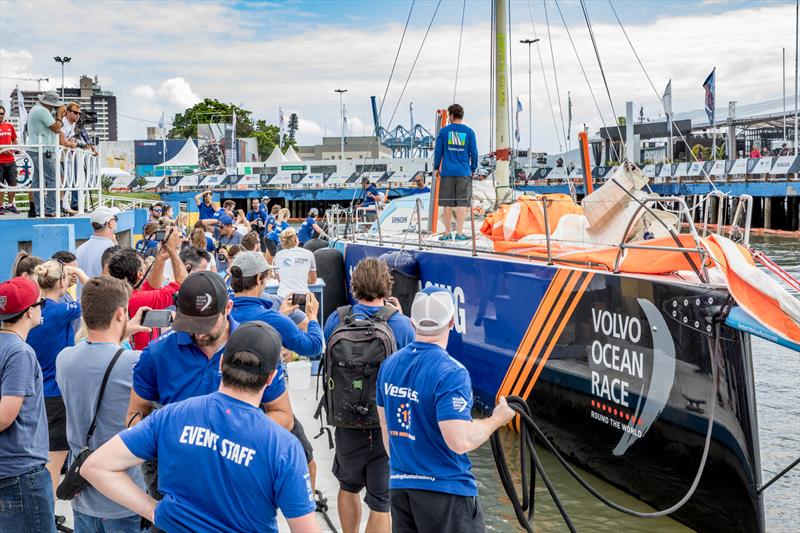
[284,145,301,162]
[156,138,198,168]
[265,145,287,163]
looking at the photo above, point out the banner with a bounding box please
[197,123,226,173]
[15,88,27,143]
[663,80,672,117]
[515,97,522,143]
[703,68,715,125]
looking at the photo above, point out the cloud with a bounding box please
[0,1,793,154]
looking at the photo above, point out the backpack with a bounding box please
[316,305,398,431]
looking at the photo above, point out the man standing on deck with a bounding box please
[26,91,65,217]
[433,104,479,241]
[377,287,515,533]
[0,104,20,214]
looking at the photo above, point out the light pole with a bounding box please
[334,89,348,161]
[53,57,71,97]
[519,39,539,171]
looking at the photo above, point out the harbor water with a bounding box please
[471,235,800,532]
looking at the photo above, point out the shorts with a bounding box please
[439,176,472,207]
[290,416,314,463]
[45,396,69,452]
[0,161,17,186]
[332,427,389,512]
[390,488,485,533]
[264,238,277,257]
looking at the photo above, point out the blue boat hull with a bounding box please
[339,242,764,533]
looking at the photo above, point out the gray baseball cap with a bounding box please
[230,251,274,277]
[411,286,456,334]
[38,91,63,107]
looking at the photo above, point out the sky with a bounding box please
[0,0,796,154]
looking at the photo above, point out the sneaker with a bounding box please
[454,234,471,241]
[0,207,5,215]
[438,233,453,241]
[5,204,18,214]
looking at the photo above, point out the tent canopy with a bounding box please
[265,145,287,163]
[284,145,301,162]
[156,138,198,168]
[100,167,131,178]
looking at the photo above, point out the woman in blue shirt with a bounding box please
[266,207,291,259]
[26,259,88,497]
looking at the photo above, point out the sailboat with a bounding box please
[318,1,799,531]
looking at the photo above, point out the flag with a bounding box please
[663,79,672,117]
[157,111,165,131]
[703,68,715,125]
[514,97,522,143]
[342,105,348,142]
[567,92,573,140]
[279,107,285,148]
[15,87,28,143]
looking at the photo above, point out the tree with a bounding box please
[168,98,254,139]
[288,113,299,142]
[252,120,282,160]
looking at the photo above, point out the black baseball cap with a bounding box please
[223,322,282,375]
[173,271,229,333]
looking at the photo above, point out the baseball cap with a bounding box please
[90,206,120,228]
[223,322,282,375]
[411,286,456,334]
[218,213,234,226]
[0,277,41,321]
[230,251,274,277]
[173,271,229,333]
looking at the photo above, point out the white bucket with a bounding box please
[286,360,312,390]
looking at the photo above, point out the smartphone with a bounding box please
[153,230,167,241]
[291,293,307,306]
[141,309,173,328]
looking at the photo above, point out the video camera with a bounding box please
[76,110,98,127]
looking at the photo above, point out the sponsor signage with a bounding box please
[281,165,306,171]
[770,155,797,175]
[729,158,748,175]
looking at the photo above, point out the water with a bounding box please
[471,235,800,532]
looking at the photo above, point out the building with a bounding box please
[296,136,391,160]
[9,75,118,141]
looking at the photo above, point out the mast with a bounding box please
[494,0,510,206]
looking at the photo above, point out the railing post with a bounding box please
[469,194,477,257]
[77,150,85,214]
[416,198,423,249]
[54,146,62,218]
[37,138,45,218]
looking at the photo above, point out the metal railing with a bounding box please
[0,141,100,217]
[100,194,161,211]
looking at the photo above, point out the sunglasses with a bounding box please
[31,298,45,308]
[69,110,81,115]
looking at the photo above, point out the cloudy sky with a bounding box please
[0,0,795,153]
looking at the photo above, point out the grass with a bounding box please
[101,191,161,200]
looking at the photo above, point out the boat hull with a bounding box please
[339,242,764,533]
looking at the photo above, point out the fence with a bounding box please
[0,141,101,217]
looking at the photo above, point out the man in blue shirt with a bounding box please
[297,208,328,245]
[0,277,53,533]
[360,178,385,212]
[323,257,414,533]
[194,189,218,222]
[433,103,479,241]
[377,287,515,533]
[84,322,320,533]
[411,174,431,194]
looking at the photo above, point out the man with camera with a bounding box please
[26,91,65,217]
[214,213,243,272]
[55,276,151,533]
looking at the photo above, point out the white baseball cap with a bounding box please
[411,286,456,334]
[90,206,120,228]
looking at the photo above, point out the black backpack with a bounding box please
[316,305,397,431]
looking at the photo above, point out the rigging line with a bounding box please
[490,0,496,157]
[579,0,626,160]
[453,0,466,104]
[386,0,443,130]
[378,0,415,123]
[526,0,563,154]
[553,0,620,162]
[118,113,159,124]
[607,0,719,192]
[542,0,569,153]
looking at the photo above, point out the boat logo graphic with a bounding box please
[448,131,467,146]
[588,298,676,456]
[396,403,411,430]
[451,396,468,413]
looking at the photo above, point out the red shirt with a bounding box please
[129,280,181,350]
[0,122,18,164]
[749,149,761,159]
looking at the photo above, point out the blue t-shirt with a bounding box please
[414,186,431,194]
[297,216,317,244]
[132,318,286,406]
[323,303,415,349]
[268,221,289,243]
[362,185,380,207]
[246,209,267,234]
[231,296,323,356]
[0,333,49,478]
[135,238,159,256]
[433,123,479,178]
[119,392,314,533]
[26,298,81,397]
[376,341,477,496]
[205,236,215,253]
[198,201,217,220]
[212,208,228,221]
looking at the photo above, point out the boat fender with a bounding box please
[379,250,419,317]
[304,238,329,253]
[313,247,349,321]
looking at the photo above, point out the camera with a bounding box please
[291,293,306,306]
[153,230,167,241]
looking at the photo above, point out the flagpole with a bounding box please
[795,0,799,155]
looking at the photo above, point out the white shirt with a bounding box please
[75,234,115,296]
[274,247,316,298]
[62,116,77,140]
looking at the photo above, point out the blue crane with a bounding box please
[370,96,435,158]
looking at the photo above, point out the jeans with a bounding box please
[28,149,57,215]
[0,464,56,533]
[73,509,145,533]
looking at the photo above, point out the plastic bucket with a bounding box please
[287,360,312,390]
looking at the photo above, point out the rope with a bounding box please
[377,0,415,124]
[606,0,720,192]
[525,0,563,154]
[453,0,466,104]
[386,0,442,129]
[542,0,569,151]
[552,0,620,162]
